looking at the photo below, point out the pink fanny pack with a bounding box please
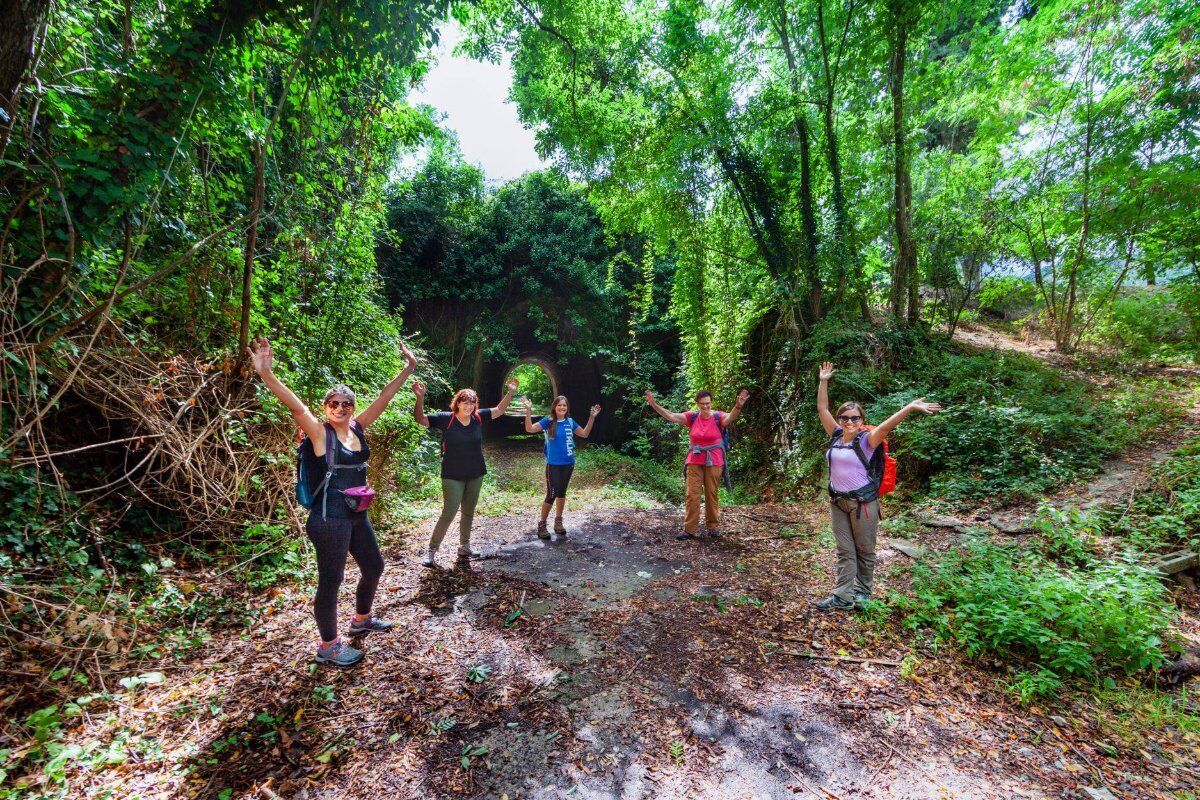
[342,485,376,513]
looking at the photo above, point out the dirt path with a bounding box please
[68,482,1197,800]
[52,350,1200,799]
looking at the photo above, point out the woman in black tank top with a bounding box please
[249,335,417,667]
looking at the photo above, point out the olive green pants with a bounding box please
[429,477,484,551]
[831,497,879,602]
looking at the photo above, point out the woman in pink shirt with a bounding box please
[645,388,750,540]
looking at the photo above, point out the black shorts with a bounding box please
[544,464,575,503]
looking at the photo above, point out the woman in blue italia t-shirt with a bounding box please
[523,395,599,538]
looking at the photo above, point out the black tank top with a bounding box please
[301,424,369,518]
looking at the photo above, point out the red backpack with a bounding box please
[827,426,896,497]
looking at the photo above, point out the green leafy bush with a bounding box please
[798,322,1177,502]
[1084,288,1194,360]
[977,276,1038,318]
[901,538,1173,698]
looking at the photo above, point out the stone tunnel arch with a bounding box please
[502,354,562,412]
[482,350,610,441]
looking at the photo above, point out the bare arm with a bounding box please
[721,390,749,428]
[644,390,688,426]
[816,362,837,436]
[356,340,419,428]
[576,405,601,438]
[867,398,942,449]
[488,379,519,419]
[248,337,325,446]
[523,398,544,433]
[412,381,429,428]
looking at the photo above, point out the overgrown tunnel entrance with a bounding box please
[484,352,608,441]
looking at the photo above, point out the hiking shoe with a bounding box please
[420,549,438,568]
[349,615,394,634]
[315,639,363,667]
[457,546,483,560]
[553,517,566,535]
[675,531,696,541]
[813,595,856,613]
[537,520,550,540]
[706,528,721,538]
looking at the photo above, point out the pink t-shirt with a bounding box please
[685,412,726,467]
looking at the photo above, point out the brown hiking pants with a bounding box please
[684,464,722,534]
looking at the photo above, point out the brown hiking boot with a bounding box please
[537,520,550,539]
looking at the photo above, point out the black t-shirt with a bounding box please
[427,408,493,480]
[300,424,369,518]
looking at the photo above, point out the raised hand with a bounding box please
[412,381,426,398]
[908,397,941,415]
[400,339,417,367]
[735,389,750,408]
[506,379,519,395]
[644,389,655,405]
[590,404,601,417]
[523,397,533,414]
[247,337,273,374]
[818,362,834,381]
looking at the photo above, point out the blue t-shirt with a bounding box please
[538,416,583,465]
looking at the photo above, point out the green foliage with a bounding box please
[509,364,556,415]
[900,538,1173,699]
[977,277,1039,319]
[1084,287,1197,361]
[798,321,1179,501]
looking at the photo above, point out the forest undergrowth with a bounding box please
[3,324,1199,799]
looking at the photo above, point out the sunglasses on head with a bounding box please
[326,399,354,410]
[837,414,863,423]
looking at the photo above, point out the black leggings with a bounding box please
[544,464,575,504]
[305,514,384,642]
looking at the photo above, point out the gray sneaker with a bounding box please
[349,615,394,634]
[316,639,364,667]
[814,595,856,613]
[457,546,483,560]
[537,520,550,540]
[553,517,566,535]
[420,549,438,568]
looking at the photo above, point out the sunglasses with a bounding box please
[837,415,863,423]
[326,400,354,410]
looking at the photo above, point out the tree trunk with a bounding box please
[815,0,867,320]
[888,15,918,325]
[0,0,49,157]
[239,137,265,352]
[776,4,823,323]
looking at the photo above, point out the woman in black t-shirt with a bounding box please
[413,379,517,567]
[250,336,417,667]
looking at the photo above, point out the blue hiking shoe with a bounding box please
[315,639,364,667]
[349,615,394,634]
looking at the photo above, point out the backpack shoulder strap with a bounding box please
[850,430,873,472]
[686,411,697,426]
[323,423,337,468]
